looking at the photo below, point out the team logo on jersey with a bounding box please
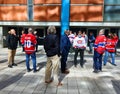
[77,40,82,44]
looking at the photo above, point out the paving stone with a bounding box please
[0,48,120,94]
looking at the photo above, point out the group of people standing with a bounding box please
[6,26,119,86]
[93,29,118,73]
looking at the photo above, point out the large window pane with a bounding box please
[0,6,27,21]
[104,6,120,21]
[71,0,103,4]
[70,6,103,22]
[28,0,33,21]
[34,6,61,21]
[0,0,27,4]
[104,0,120,4]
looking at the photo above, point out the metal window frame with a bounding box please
[27,0,33,21]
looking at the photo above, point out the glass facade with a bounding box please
[0,0,120,22]
[104,0,120,5]
[104,0,120,21]
[0,0,27,21]
[33,0,61,21]
[28,0,33,21]
[104,6,120,21]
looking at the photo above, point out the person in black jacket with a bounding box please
[44,26,62,86]
[34,31,39,52]
[6,29,18,68]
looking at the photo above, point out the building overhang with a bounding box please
[0,21,120,27]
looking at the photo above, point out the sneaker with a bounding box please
[74,65,77,67]
[93,70,99,73]
[112,63,117,66]
[62,70,70,74]
[57,82,63,86]
[80,64,84,68]
[27,69,32,72]
[33,69,39,73]
[12,63,17,66]
[8,65,13,68]
[45,79,53,84]
[103,64,106,66]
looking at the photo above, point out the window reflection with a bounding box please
[28,0,33,21]
[104,6,120,21]
[105,0,120,4]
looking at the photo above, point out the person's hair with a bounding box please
[47,26,56,34]
[8,31,11,34]
[34,31,37,34]
[99,29,105,35]
[28,28,33,33]
[22,30,24,34]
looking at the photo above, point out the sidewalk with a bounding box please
[0,46,120,94]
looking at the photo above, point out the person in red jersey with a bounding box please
[113,33,119,55]
[103,33,117,66]
[21,28,38,72]
[20,30,27,52]
[93,29,107,73]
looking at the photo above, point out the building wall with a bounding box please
[0,0,120,47]
[0,0,120,22]
[0,0,104,22]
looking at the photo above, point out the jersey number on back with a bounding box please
[25,40,31,48]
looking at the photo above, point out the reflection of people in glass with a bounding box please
[104,33,117,66]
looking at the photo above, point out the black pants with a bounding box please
[36,44,38,52]
[61,51,69,72]
[74,48,84,67]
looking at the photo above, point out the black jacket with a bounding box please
[6,34,18,50]
[44,34,59,57]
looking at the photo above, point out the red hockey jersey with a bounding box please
[113,36,118,44]
[94,35,106,54]
[21,33,37,54]
[20,34,27,43]
[105,38,116,53]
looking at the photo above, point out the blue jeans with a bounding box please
[26,52,37,71]
[103,51,115,65]
[89,43,93,52]
[93,51,103,71]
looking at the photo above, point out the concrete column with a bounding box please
[0,27,3,48]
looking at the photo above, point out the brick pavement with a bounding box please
[0,46,120,94]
